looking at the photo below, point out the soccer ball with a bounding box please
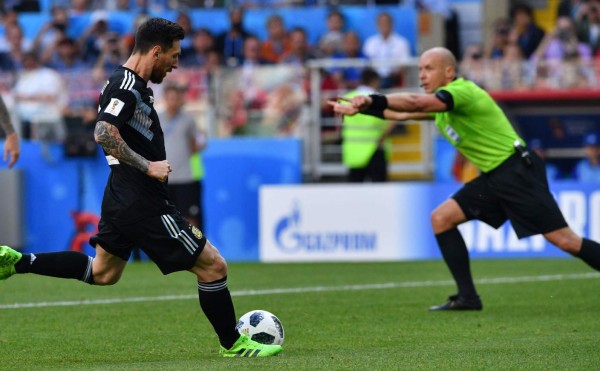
[235,310,285,345]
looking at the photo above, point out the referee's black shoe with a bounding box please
[429,294,483,311]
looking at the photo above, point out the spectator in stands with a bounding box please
[280,27,316,65]
[70,0,91,15]
[330,31,368,89]
[180,28,214,68]
[575,132,600,182]
[240,35,269,66]
[1,8,19,29]
[484,18,511,59]
[536,16,593,60]
[508,2,545,59]
[32,5,69,61]
[318,10,345,57]
[205,49,222,76]
[575,1,600,56]
[362,12,411,88]
[533,16,593,88]
[13,52,68,140]
[459,44,486,88]
[177,12,195,61]
[215,8,252,67]
[259,14,290,64]
[0,23,30,72]
[0,9,20,51]
[485,42,532,90]
[236,36,270,115]
[529,138,560,180]
[557,0,587,20]
[78,11,111,64]
[46,37,89,72]
[93,32,123,77]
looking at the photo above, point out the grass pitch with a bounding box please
[1,258,599,370]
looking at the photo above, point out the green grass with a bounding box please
[1,259,599,370]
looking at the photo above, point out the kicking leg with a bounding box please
[544,227,600,270]
[190,240,239,349]
[190,240,282,357]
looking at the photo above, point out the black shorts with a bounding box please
[89,212,207,274]
[452,151,567,238]
[168,182,201,219]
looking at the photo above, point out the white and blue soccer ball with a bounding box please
[235,310,285,345]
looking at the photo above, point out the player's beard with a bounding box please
[150,68,167,84]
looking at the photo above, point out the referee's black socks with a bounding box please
[14,252,95,284]
[578,238,600,271]
[435,228,479,299]
[197,276,240,349]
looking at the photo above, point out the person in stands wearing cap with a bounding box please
[575,132,600,182]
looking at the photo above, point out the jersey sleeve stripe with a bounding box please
[125,71,135,91]
[118,71,130,89]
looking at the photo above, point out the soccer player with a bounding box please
[0,18,282,357]
[329,47,600,311]
[0,96,19,168]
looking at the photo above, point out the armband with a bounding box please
[362,94,388,118]
[368,94,389,111]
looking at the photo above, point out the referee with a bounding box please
[330,47,600,311]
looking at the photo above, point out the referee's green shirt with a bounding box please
[432,78,524,173]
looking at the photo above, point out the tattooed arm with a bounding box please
[0,95,19,168]
[94,120,171,181]
[0,96,14,136]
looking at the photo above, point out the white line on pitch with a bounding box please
[0,272,598,310]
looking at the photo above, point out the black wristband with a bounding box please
[368,94,389,111]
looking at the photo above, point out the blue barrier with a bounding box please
[203,138,302,261]
[0,142,108,257]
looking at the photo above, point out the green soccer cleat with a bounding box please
[0,245,22,281]
[219,334,283,358]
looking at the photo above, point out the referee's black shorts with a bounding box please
[89,212,207,274]
[452,151,567,238]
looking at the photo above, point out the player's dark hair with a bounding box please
[133,17,184,54]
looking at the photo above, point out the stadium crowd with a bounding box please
[1,0,600,181]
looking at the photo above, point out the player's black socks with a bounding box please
[197,276,239,349]
[14,252,95,284]
[435,228,478,299]
[578,238,600,271]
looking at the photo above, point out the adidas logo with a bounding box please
[235,348,262,357]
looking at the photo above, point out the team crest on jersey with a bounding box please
[191,226,203,240]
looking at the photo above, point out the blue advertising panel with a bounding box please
[203,138,302,261]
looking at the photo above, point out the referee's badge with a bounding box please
[191,226,203,240]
